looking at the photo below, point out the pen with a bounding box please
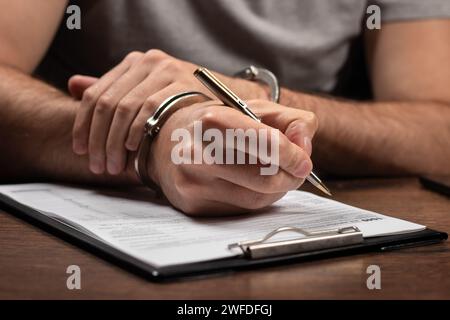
[194,67,332,196]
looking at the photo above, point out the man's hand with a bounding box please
[68,49,320,215]
[146,100,317,215]
[70,50,269,176]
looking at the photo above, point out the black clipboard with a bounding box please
[0,193,447,282]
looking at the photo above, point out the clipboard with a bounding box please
[0,193,447,281]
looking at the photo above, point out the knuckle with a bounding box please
[125,51,144,62]
[116,100,135,117]
[199,110,215,124]
[144,96,160,112]
[96,96,114,114]
[199,109,223,128]
[304,111,319,131]
[144,49,167,62]
[147,49,165,56]
[158,58,175,71]
[82,88,96,104]
[285,119,305,139]
[167,60,182,73]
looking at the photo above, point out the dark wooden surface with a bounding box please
[0,178,449,299]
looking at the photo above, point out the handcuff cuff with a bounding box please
[134,91,211,194]
[234,65,280,103]
[134,66,281,192]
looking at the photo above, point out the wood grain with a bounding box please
[0,178,449,299]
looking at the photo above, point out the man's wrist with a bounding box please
[279,87,317,112]
[278,87,338,139]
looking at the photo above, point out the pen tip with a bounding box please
[318,184,332,197]
[323,186,332,197]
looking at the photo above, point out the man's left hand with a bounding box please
[69,49,269,175]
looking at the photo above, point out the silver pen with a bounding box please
[194,67,332,196]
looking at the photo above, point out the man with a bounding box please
[0,1,449,215]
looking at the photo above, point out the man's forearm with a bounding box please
[0,64,138,184]
[280,88,450,176]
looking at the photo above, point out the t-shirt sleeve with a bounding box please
[369,0,450,22]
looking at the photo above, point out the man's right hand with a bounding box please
[147,99,317,215]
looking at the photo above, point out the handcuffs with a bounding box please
[134,91,211,193]
[234,65,280,103]
[134,66,280,192]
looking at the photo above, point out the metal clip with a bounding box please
[229,226,363,259]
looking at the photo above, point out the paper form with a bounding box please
[0,184,425,267]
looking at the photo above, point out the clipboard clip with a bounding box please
[228,226,363,259]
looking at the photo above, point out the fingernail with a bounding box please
[107,159,120,175]
[294,160,312,178]
[303,137,312,156]
[90,157,104,174]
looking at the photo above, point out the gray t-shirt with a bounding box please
[36,0,450,96]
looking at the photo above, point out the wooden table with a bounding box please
[0,178,449,299]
